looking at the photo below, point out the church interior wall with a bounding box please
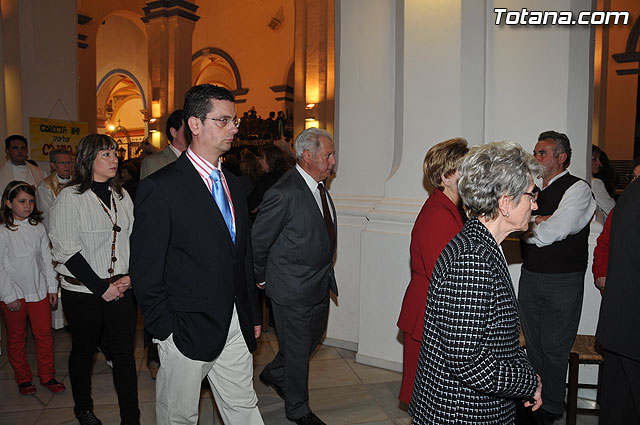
[333,0,601,391]
[0,0,632,392]
[192,0,295,116]
[0,0,77,168]
[95,13,149,134]
[599,0,638,159]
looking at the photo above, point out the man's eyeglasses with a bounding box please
[523,191,538,203]
[204,117,241,128]
[54,161,73,166]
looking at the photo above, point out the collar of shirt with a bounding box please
[185,147,235,227]
[168,143,182,158]
[296,163,322,192]
[296,164,333,219]
[541,169,568,190]
[56,174,70,184]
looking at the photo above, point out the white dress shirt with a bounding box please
[185,147,236,233]
[49,186,134,294]
[591,177,615,223]
[0,220,57,304]
[295,164,335,222]
[524,170,596,248]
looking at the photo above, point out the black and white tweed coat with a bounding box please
[409,218,538,425]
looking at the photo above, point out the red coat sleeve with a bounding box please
[592,209,612,280]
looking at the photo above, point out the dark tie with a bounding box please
[210,169,235,244]
[318,182,335,250]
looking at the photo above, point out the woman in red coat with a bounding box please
[397,137,469,404]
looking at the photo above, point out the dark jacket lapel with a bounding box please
[292,168,331,234]
[175,154,235,251]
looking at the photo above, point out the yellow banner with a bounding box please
[29,117,88,161]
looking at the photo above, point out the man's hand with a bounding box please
[102,283,123,302]
[48,292,58,306]
[524,374,543,411]
[535,215,551,225]
[595,277,606,291]
[5,299,21,312]
[254,325,262,339]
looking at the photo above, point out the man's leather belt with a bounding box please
[64,274,127,286]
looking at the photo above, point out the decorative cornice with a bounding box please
[612,15,640,75]
[141,0,200,23]
[270,84,294,94]
[232,88,249,96]
[77,14,92,25]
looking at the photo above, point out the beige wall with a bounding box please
[600,0,638,160]
[192,0,295,116]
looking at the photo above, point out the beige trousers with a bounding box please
[154,306,264,425]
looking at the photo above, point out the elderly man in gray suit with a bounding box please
[139,109,189,179]
[252,128,338,425]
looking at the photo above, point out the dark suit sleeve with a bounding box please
[251,187,288,283]
[130,178,174,339]
[244,229,262,326]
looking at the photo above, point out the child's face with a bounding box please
[5,191,35,220]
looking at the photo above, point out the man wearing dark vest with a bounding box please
[519,130,595,425]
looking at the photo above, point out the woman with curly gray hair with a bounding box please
[410,141,544,425]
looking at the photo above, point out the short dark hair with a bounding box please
[5,135,27,149]
[538,130,572,168]
[49,148,72,162]
[183,84,235,138]
[165,109,184,142]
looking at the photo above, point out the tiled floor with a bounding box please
[0,317,599,425]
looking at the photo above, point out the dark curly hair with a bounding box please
[1,181,43,230]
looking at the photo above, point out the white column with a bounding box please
[332,0,596,376]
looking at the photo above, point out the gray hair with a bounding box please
[294,128,333,161]
[458,141,544,219]
[49,148,72,162]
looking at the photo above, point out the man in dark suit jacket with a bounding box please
[131,85,263,425]
[596,177,640,424]
[252,128,338,425]
[139,109,189,180]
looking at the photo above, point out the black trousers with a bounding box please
[262,295,329,420]
[62,289,140,424]
[599,350,640,425]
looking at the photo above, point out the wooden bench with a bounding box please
[566,334,604,425]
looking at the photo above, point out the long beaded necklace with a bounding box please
[94,190,121,279]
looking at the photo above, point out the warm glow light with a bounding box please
[306,103,315,109]
[149,129,158,133]
[108,125,115,131]
[304,119,319,129]
[149,118,157,123]
[151,130,162,147]
[151,101,161,118]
